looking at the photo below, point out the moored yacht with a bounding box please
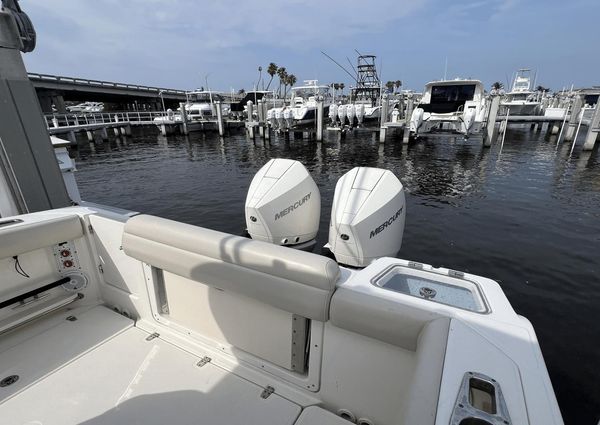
[410,79,487,138]
[268,80,332,130]
[183,90,231,120]
[501,69,541,116]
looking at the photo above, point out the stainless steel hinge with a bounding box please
[87,224,94,234]
[98,264,104,274]
[448,269,465,279]
[145,332,159,341]
[408,261,423,269]
[260,386,275,399]
[196,356,212,367]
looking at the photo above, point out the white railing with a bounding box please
[29,73,187,96]
[43,111,167,128]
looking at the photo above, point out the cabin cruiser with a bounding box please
[0,3,563,425]
[501,69,541,116]
[268,80,331,131]
[410,79,487,138]
[183,90,231,120]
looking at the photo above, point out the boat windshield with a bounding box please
[509,93,529,101]
[187,92,222,102]
[420,84,477,113]
[430,84,476,104]
[292,87,329,99]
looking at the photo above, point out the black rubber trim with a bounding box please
[0,277,70,309]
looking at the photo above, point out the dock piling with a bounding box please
[403,95,414,144]
[564,96,583,142]
[379,94,389,143]
[179,102,189,135]
[257,100,265,138]
[215,101,224,137]
[484,95,501,147]
[316,96,324,142]
[583,101,600,151]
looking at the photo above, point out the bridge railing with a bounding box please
[43,111,169,128]
[29,73,187,96]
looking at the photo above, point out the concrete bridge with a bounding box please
[29,73,188,113]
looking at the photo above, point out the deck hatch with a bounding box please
[372,265,488,313]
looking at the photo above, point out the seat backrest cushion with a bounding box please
[122,214,340,321]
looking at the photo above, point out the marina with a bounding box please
[0,1,599,425]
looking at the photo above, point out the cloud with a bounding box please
[22,0,426,87]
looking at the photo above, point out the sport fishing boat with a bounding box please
[0,3,564,425]
[410,79,487,138]
[267,80,331,131]
[501,69,541,116]
[330,55,384,127]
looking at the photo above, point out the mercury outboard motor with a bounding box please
[245,159,320,248]
[326,167,405,267]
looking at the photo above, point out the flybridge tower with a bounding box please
[352,55,381,102]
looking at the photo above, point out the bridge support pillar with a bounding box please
[67,131,77,145]
[100,128,108,141]
[38,93,53,113]
[86,131,94,142]
[51,94,66,114]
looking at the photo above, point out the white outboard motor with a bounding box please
[355,103,365,124]
[410,107,424,133]
[246,159,320,247]
[283,108,294,128]
[338,104,347,126]
[275,109,285,129]
[346,104,356,126]
[329,103,338,124]
[461,107,476,135]
[327,167,405,267]
[267,108,278,130]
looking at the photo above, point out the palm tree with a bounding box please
[385,81,394,93]
[283,74,297,99]
[333,83,340,94]
[277,67,287,97]
[535,85,548,93]
[266,63,278,90]
[257,66,263,90]
[394,80,402,93]
[491,81,504,91]
[339,83,345,96]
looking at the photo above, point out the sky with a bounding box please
[21,0,600,93]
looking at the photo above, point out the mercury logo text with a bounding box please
[275,193,311,220]
[369,207,403,238]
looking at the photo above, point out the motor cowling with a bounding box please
[327,167,405,267]
[246,159,320,246]
[410,107,424,132]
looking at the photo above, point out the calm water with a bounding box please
[71,126,599,425]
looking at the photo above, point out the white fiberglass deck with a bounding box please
[0,306,301,425]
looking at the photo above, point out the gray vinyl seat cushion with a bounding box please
[122,214,340,321]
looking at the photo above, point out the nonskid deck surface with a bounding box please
[0,306,302,425]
